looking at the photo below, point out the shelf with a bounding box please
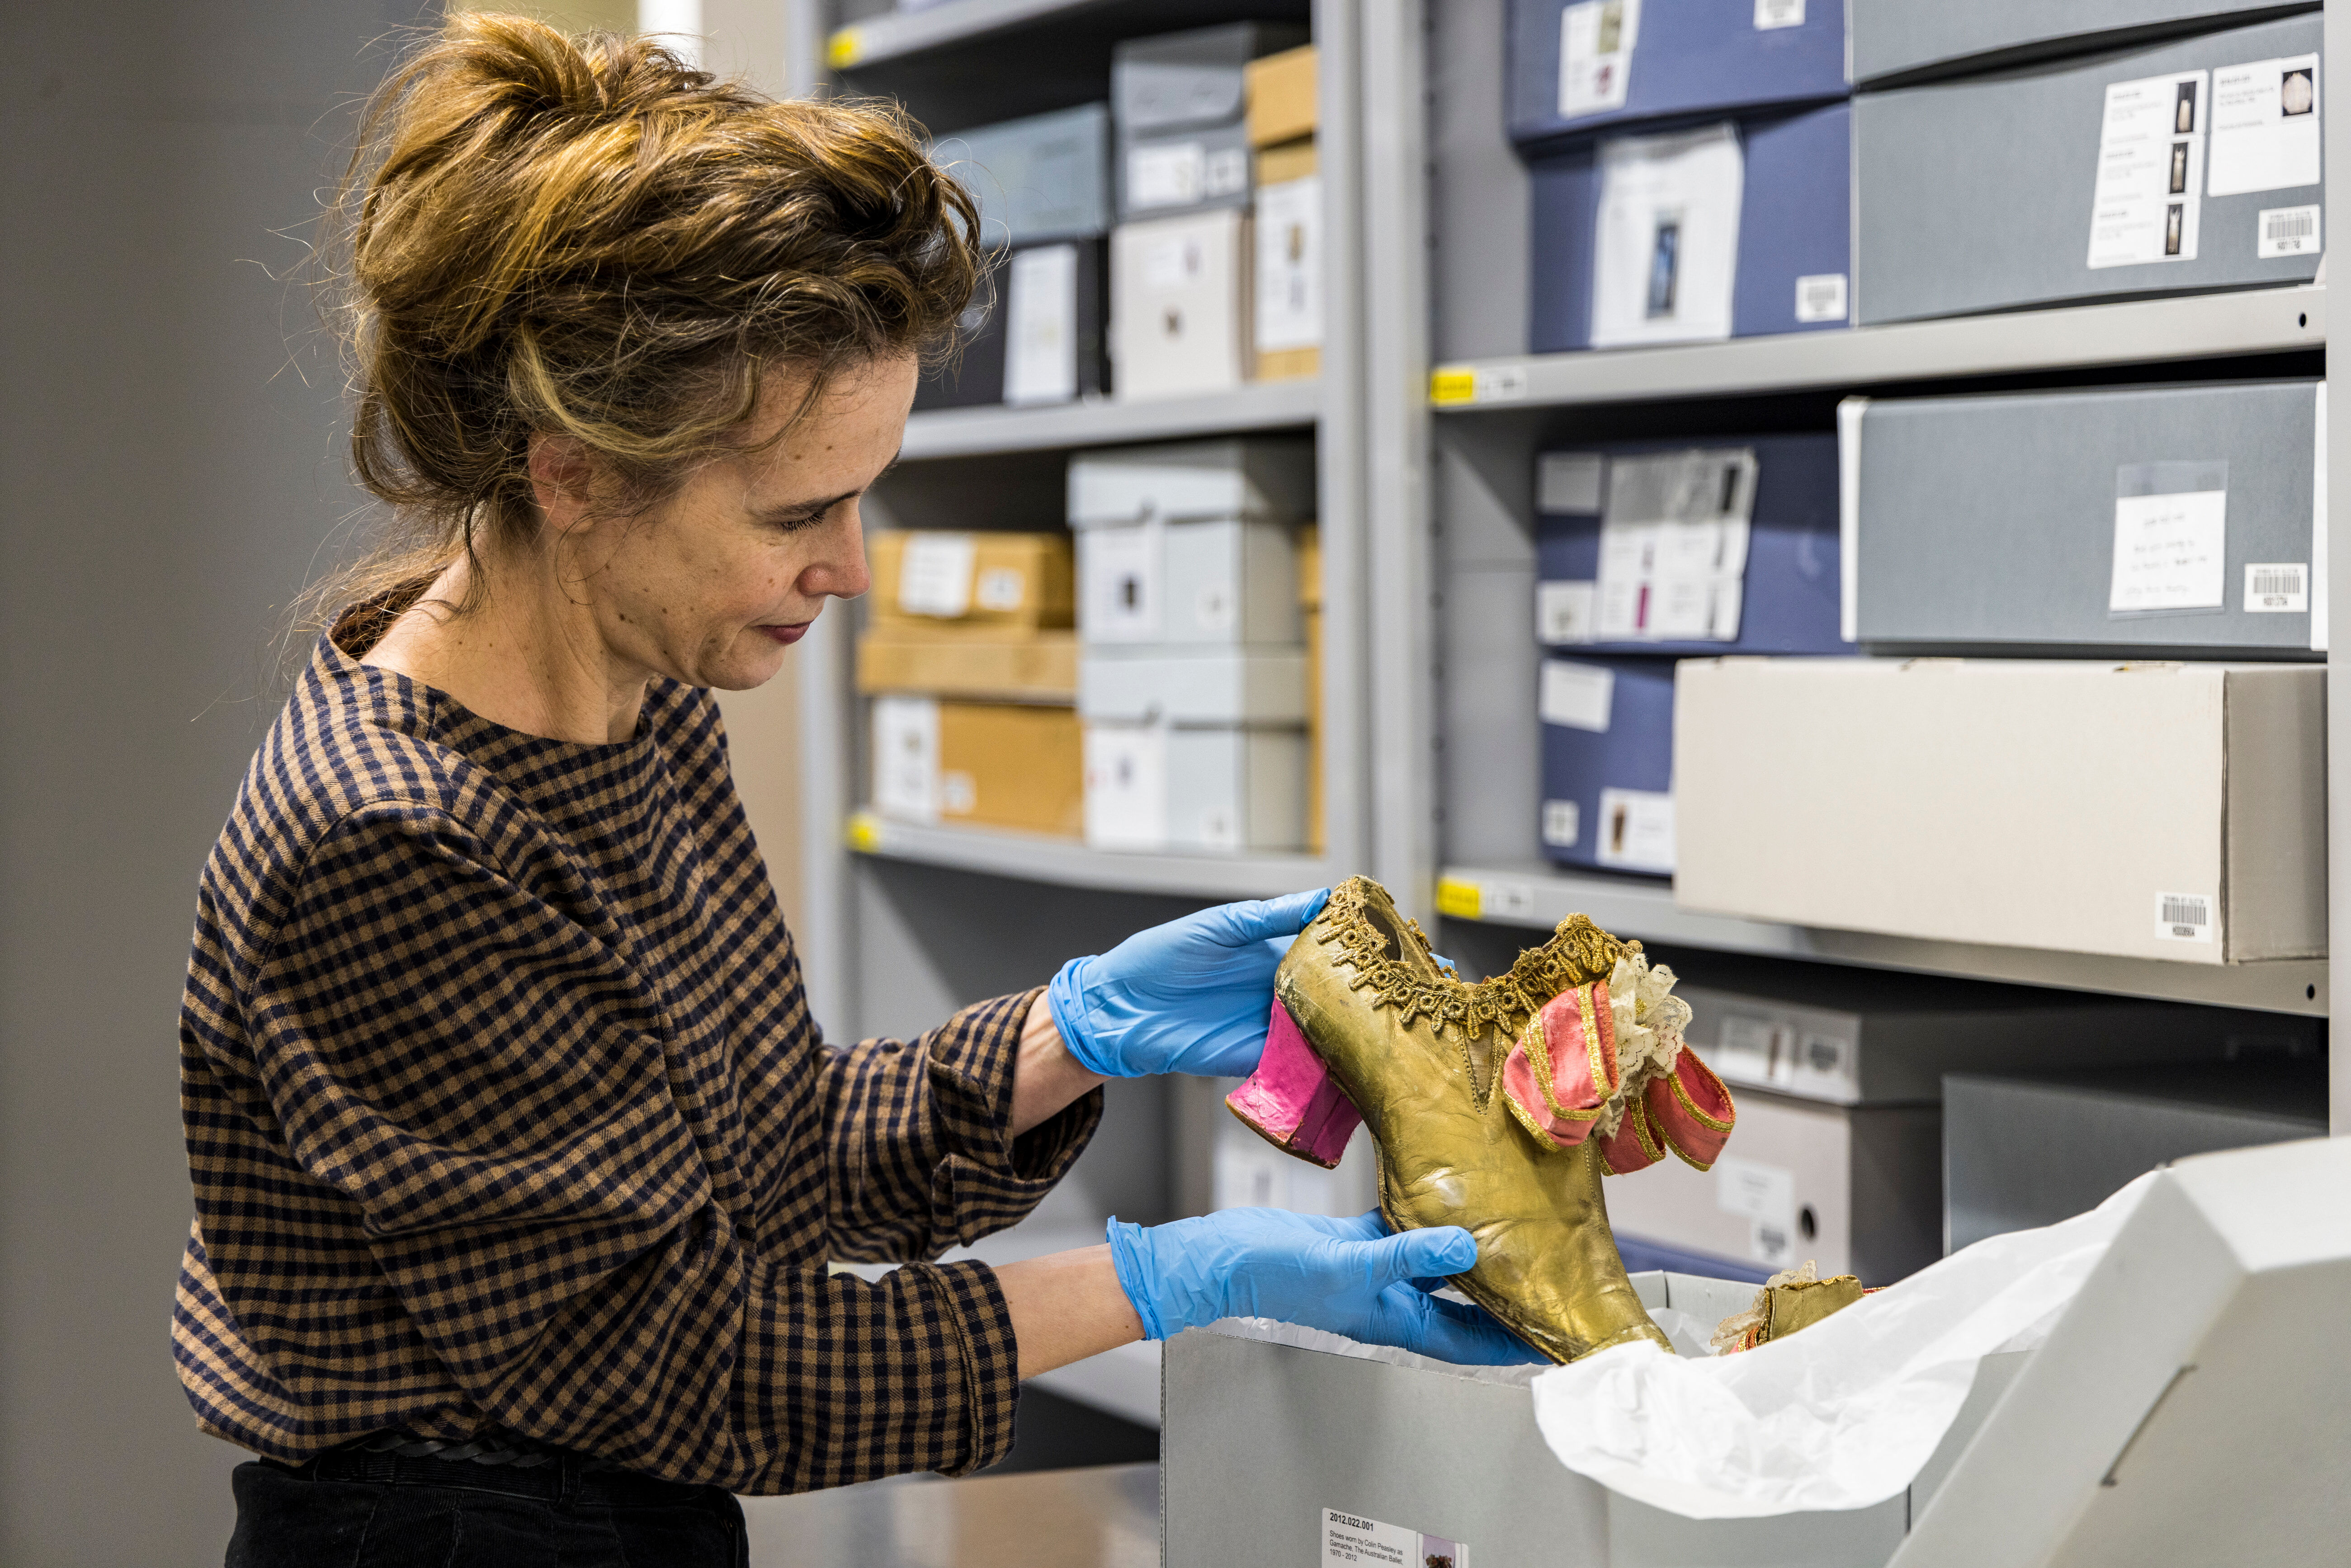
[1429,286,2324,412]
[827,0,1303,71]
[900,378,1321,461]
[850,811,1333,900]
[1436,865,2329,1017]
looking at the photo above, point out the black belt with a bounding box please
[283,1429,713,1510]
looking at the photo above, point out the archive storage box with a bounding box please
[1536,435,1846,655]
[1674,658,2327,964]
[935,102,1111,244]
[1537,655,1676,875]
[1607,1086,1942,1283]
[1529,102,1851,351]
[854,626,1077,703]
[1854,12,2323,326]
[1850,0,2302,90]
[1112,21,1305,221]
[870,697,1084,838]
[1081,721,1307,852]
[1945,1056,2327,1250]
[1111,208,1251,401]
[1068,439,1313,643]
[1164,1280,2033,1568]
[1847,380,2322,654]
[1248,46,1322,383]
[1506,0,1850,151]
[868,530,1075,630]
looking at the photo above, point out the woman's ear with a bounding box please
[526,432,598,536]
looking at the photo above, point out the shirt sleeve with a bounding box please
[231,802,1057,1492]
[815,990,1102,1266]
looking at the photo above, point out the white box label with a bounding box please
[1716,1155,1797,1232]
[1539,659,1615,732]
[2207,55,2319,197]
[871,696,940,822]
[1542,799,1582,848]
[2156,890,2216,943]
[1593,787,1675,872]
[1595,448,1756,641]
[897,532,975,618]
[1128,140,1204,210]
[2245,562,2309,612]
[1591,123,1742,347]
[1558,0,1639,120]
[1487,881,1538,920]
[975,567,1026,612]
[1081,525,1160,641]
[1322,1509,1468,1568]
[1537,580,1598,644]
[1539,452,1607,513]
[1754,0,1803,28]
[1083,723,1168,850]
[1205,146,1249,198]
[1255,176,1323,352]
[2257,203,2321,259]
[1002,244,1078,407]
[1794,271,1848,323]
[2110,488,2227,611]
[2087,69,2207,269]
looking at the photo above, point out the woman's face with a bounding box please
[546,353,915,694]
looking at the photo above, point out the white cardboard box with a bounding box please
[1083,718,1307,853]
[1073,515,1304,647]
[1067,436,1317,526]
[1079,647,1308,725]
[1673,658,2325,964]
[1110,208,1251,401]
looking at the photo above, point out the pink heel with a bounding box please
[1226,999,1364,1170]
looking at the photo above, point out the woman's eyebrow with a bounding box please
[761,485,863,519]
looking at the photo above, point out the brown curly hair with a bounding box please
[317,11,981,621]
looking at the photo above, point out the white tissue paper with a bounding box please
[1531,1171,2158,1518]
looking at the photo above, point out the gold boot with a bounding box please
[1230,876,1735,1364]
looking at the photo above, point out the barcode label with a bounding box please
[1794,272,1848,323]
[2257,204,2321,259]
[2155,891,2215,943]
[2244,562,2309,612]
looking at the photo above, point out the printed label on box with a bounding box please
[1322,1509,1468,1568]
[1594,448,1756,641]
[2087,69,2207,269]
[1142,228,1207,289]
[2207,55,2319,197]
[1539,453,1607,513]
[976,567,1028,613]
[1715,1155,1797,1262]
[1558,0,1639,120]
[1593,787,1675,872]
[898,533,976,618]
[1083,724,1167,850]
[2245,562,2309,612]
[1128,141,1205,210]
[939,770,977,816]
[872,696,940,822]
[1255,176,1324,352]
[2110,487,2228,612]
[1082,526,1161,641]
[1537,580,1598,644]
[1539,659,1616,732]
[2155,890,2216,943]
[1753,0,1803,28]
[1204,146,1250,198]
[1794,272,1848,323]
[2257,203,2321,259]
[1487,881,1538,921]
[1003,244,1078,407]
[1541,799,1582,848]
[1591,124,1742,348]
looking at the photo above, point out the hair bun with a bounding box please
[437,11,708,127]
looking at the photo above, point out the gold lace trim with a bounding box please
[1313,877,1631,1041]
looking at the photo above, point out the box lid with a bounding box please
[935,102,1109,245]
[1115,22,1309,137]
[1246,43,1318,147]
[1068,438,1317,526]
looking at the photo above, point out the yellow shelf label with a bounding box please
[1430,367,1478,406]
[846,811,881,852]
[1434,878,1482,920]
[826,27,864,69]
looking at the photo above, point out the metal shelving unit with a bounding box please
[901,377,1318,460]
[848,811,1332,900]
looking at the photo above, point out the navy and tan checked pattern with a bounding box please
[175,602,1099,1493]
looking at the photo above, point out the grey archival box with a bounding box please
[934,103,1110,245]
[1854,12,2322,326]
[1852,379,2319,652]
[1850,0,2318,89]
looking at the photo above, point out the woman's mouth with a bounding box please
[757,621,812,646]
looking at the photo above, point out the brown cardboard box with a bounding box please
[871,696,1085,839]
[855,625,1079,703]
[869,529,1075,629]
[1252,137,1320,383]
[1246,44,1317,147]
[1255,136,1317,186]
[1299,525,1323,855]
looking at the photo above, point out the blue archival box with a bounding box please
[1537,654,1677,875]
[1506,0,1848,153]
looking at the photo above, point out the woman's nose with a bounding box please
[803,512,873,600]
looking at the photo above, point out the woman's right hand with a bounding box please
[1104,1208,1541,1366]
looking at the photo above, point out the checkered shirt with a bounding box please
[173,609,1099,1492]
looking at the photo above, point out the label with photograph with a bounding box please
[1254,176,1323,351]
[1322,1509,1467,1568]
[1558,0,1639,120]
[2087,69,2208,268]
[2207,55,2319,197]
[1593,787,1675,873]
[1593,448,1757,641]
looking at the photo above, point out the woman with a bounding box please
[176,16,1529,1565]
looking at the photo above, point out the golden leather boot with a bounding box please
[1226,876,1736,1364]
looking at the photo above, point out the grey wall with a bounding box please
[0,4,419,1561]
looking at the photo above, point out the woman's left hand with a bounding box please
[1046,888,1331,1078]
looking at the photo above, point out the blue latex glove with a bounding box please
[1105,1208,1543,1366]
[1048,888,1331,1077]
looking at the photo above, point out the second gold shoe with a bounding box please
[1226,876,1736,1364]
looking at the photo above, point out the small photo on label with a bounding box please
[2176,78,2199,134]
[1645,215,1681,318]
[2284,67,2315,116]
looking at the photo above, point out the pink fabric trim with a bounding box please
[1502,983,1616,1149]
[1646,1048,1737,1169]
[1225,999,1363,1170]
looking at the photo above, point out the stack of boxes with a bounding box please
[1506,0,1854,350]
[1072,439,1318,854]
[1246,42,1323,383]
[916,104,1114,410]
[1533,434,1845,877]
[861,529,1086,838]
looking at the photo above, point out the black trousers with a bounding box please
[226,1445,749,1568]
